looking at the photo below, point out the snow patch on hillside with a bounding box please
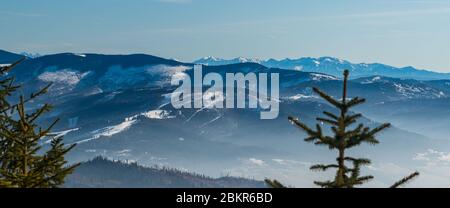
[287,94,318,100]
[141,110,175,119]
[146,65,191,79]
[74,53,86,57]
[313,60,320,66]
[99,65,190,89]
[394,83,423,96]
[84,87,104,96]
[76,109,176,144]
[38,70,92,94]
[77,117,138,144]
[203,91,225,108]
[38,69,91,85]
[44,128,80,144]
[49,128,80,138]
[310,73,338,81]
[294,66,303,71]
[194,56,261,66]
[95,116,137,137]
[392,83,446,98]
[361,76,382,84]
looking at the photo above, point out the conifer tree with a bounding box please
[264,179,286,188]
[0,59,78,188]
[267,69,419,188]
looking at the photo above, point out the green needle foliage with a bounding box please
[264,179,286,188]
[267,69,419,188]
[390,171,420,188]
[288,70,388,188]
[0,59,79,188]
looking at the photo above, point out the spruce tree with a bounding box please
[267,70,419,188]
[0,59,79,188]
[264,179,286,188]
[39,136,78,188]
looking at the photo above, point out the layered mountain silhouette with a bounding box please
[2,49,449,187]
[195,56,450,80]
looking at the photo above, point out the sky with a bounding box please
[1,0,450,72]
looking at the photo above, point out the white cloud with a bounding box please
[248,158,266,166]
[413,153,430,161]
[439,154,450,162]
[271,159,312,167]
[413,149,450,165]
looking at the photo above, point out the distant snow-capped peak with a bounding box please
[20,52,41,58]
[194,56,351,68]
[201,56,224,61]
[193,55,449,80]
[234,56,262,63]
[194,56,262,66]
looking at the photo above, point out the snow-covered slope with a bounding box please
[194,56,262,66]
[3,49,449,187]
[195,56,450,80]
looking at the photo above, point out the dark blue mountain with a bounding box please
[0,49,25,64]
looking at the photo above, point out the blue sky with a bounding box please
[2,0,450,72]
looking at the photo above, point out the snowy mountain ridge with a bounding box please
[195,56,450,80]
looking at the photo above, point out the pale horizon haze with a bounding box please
[1,0,450,72]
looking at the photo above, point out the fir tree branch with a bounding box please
[317,117,338,126]
[310,164,339,171]
[0,58,26,73]
[390,171,420,188]
[264,179,286,188]
[355,176,374,184]
[284,69,416,188]
[344,113,362,126]
[323,111,339,121]
[368,123,391,136]
[314,180,336,188]
[344,157,371,165]
[345,97,366,108]
[313,87,342,109]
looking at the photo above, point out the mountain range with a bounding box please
[2,49,450,187]
[195,56,450,80]
[65,157,266,188]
